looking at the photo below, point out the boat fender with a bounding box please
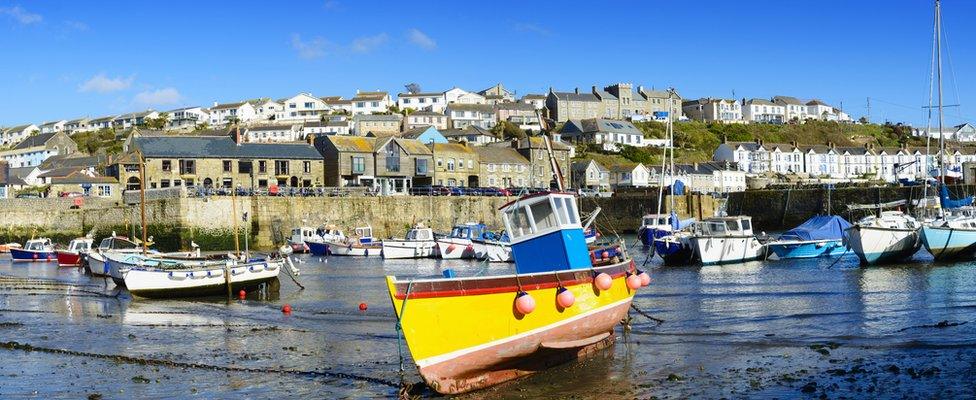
[637,269,651,287]
[556,287,575,308]
[593,272,612,291]
[447,244,456,253]
[626,273,642,291]
[514,291,536,315]
[32,254,37,260]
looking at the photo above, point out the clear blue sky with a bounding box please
[1,0,973,128]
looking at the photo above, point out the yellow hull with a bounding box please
[387,260,637,394]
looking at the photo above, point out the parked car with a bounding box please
[16,193,40,199]
[59,192,84,198]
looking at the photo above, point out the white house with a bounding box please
[609,163,651,188]
[742,99,785,124]
[39,120,67,134]
[806,100,836,121]
[244,124,303,143]
[250,99,283,121]
[351,91,393,115]
[113,110,159,129]
[397,92,447,113]
[166,106,209,131]
[63,118,90,134]
[88,116,115,131]
[405,111,449,130]
[277,93,329,122]
[444,87,486,105]
[772,96,808,122]
[674,162,746,193]
[209,101,257,126]
[681,98,742,123]
[1,124,38,147]
[446,104,496,129]
[496,102,541,132]
[713,140,803,175]
[322,96,353,115]
[441,126,500,146]
[914,123,976,142]
[559,118,648,152]
[519,94,546,110]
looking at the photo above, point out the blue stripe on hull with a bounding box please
[307,241,329,256]
[768,240,848,259]
[921,226,976,261]
[10,249,56,261]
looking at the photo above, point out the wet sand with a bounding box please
[0,242,974,398]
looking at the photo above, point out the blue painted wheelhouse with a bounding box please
[501,192,592,273]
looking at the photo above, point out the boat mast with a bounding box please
[536,110,564,191]
[936,0,946,185]
[138,150,147,256]
[668,89,677,213]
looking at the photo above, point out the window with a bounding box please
[403,99,411,104]
[289,103,296,109]
[275,160,289,175]
[222,178,233,188]
[259,160,267,173]
[239,161,253,174]
[223,160,232,173]
[160,179,171,188]
[506,205,533,238]
[304,102,314,108]
[416,158,428,175]
[530,200,558,231]
[385,142,400,172]
[436,158,443,168]
[96,185,112,197]
[303,161,311,174]
[161,160,172,172]
[258,179,268,188]
[356,102,365,108]
[371,101,379,107]
[447,159,455,171]
[178,159,195,175]
[352,156,365,174]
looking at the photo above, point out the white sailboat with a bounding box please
[846,211,921,265]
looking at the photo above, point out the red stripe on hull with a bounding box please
[417,299,631,395]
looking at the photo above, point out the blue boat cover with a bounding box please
[672,180,685,195]
[668,211,695,230]
[780,215,852,241]
[940,185,974,209]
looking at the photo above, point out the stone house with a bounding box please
[499,137,571,189]
[495,102,541,132]
[0,131,78,168]
[637,87,682,121]
[571,160,610,191]
[430,142,479,187]
[116,134,324,191]
[43,168,121,201]
[599,83,643,119]
[353,114,402,136]
[682,98,742,123]
[608,163,651,188]
[474,146,530,188]
[314,135,432,195]
[560,118,649,152]
[545,88,602,122]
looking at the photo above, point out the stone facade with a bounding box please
[430,142,480,187]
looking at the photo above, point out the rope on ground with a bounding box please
[282,257,305,290]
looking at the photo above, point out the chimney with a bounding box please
[574,87,580,95]
[213,101,218,107]
[234,126,242,145]
[591,85,598,94]
[790,141,798,147]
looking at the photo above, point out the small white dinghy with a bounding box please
[117,253,282,299]
[689,216,765,265]
[382,224,437,259]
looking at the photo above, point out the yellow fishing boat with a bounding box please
[387,190,647,394]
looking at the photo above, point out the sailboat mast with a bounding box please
[138,150,147,256]
[936,0,946,184]
[668,89,676,212]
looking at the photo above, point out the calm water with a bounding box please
[0,236,974,398]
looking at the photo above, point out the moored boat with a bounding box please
[56,237,94,267]
[689,216,765,265]
[920,185,976,261]
[653,231,696,265]
[637,214,673,246]
[381,224,437,259]
[0,243,21,253]
[306,225,346,256]
[387,191,644,394]
[324,226,382,257]
[86,236,154,278]
[766,215,852,259]
[117,253,282,298]
[846,211,921,265]
[471,231,513,262]
[287,226,319,254]
[435,222,487,259]
[10,238,56,262]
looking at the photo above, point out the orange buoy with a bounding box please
[638,270,651,287]
[514,291,536,315]
[594,272,613,291]
[358,302,368,311]
[626,273,642,290]
[282,304,292,314]
[556,287,575,308]
[238,289,246,300]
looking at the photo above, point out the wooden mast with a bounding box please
[137,150,147,255]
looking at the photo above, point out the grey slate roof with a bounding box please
[352,114,403,122]
[561,119,643,136]
[133,136,321,160]
[550,91,600,102]
[772,96,804,105]
[13,132,57,150]
[246,124,296,132]
[746,98,777,106]
[474,146,529,164]
[495,102,536,112]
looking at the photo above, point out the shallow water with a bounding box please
[0,237,973,398]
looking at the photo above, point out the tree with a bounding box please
[143,113,169,130]
[491,120,526,140]
[404,83,422,94]
[194,122,210,131]
[386,104,402,115]
[858,116,869,124]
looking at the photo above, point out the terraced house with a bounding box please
[315,135,432,195]
[475,146,530,188]
[117,133,324,190]
[0,131,78,168]
[429,142,479,187]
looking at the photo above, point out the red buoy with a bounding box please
[282,304,292,314]
[358,302,368,311]
[238,289,246,300]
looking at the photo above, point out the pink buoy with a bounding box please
[594,272,613,291]
[626,273,642,290]
[514,291,535,315]
[638,270,651,287]
[32,254,38,260]
[556,287,575,308]
[601,251,610,260]
[446,244,456,253]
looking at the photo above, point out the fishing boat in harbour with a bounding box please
[766,215,852,259]
[637,214,674,246]
[287,226,320,254]
[10,238,56,262]
[305,225,346,256]
[689,216,765,265]
[114,253,283,298]
[86,236,155,277]
[846,210,921,265]
[435,222,487,259]
[55,237,94,267]
[653,231,696,265]
[387,120,649,394]
[381,224,437,259]
[324,226,382,256]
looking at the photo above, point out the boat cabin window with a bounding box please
[356,227,372,238]
[504,195,581,241]
[407,229,431,240]
[741,219,752,231]
[505,206,533,239]
[25,241,46,251]
[530,200,559,231]
[725,220,740,232]
[292,228,301,236]
[704,222,727,235]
